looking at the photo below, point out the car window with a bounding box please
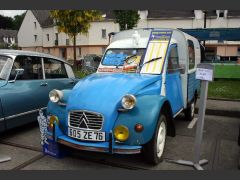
[44,58,68,79]
[9,56,43,80]
[188,40,195,70]
[167,45,180,73]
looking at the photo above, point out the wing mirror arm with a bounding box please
[8,69,24,83]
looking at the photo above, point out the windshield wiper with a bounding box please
[116,54,138,69]
[139,57,162,68]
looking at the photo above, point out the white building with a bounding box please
[18,10,119,60]
[18,10,240,61]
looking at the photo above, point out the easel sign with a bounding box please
[166,63,214,170]
[196,64,214,81]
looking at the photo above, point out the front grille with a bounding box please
[69,110,103,130]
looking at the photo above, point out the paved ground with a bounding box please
[0,111,239,170]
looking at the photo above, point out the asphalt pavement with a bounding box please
[0,99,239,170]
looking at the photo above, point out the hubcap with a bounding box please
[156,121,166,158]
[191,101,195,118]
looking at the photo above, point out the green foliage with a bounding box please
[0,11,26,30]
[50,10,102,61]
[50,10,102,37]
[0,15,14,29]
[12,12,26,30]
[113,10,140,31]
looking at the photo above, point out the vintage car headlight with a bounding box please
[114,125,129,142]
[121,94,136,110]
[49,89,63,103]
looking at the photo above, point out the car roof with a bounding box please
[0,49,71,65]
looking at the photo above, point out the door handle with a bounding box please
[40,82,48,86]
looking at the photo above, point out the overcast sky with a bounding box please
[0,10,26,17]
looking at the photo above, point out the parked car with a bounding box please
[44,29,201,165]
[0,50,78,132]
[82,54,101,72]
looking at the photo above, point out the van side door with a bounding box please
[165,44,184,115]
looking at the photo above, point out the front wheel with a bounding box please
[143,114,167,165]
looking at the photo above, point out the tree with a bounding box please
[50,10,102,64]
[12,12,26,30]
[0,15,14,29]
[113,10,140,31]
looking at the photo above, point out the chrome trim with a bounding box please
[5,107,47,120]
[173,108,183,118]
[41,57,46,80]
[68,110,104,131]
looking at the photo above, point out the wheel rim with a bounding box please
[156,120,166,158]
[191,101,195,118]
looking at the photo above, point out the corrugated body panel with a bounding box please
[187,72,200,102]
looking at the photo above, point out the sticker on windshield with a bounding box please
[141,31,172,74]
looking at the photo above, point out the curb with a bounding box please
[207,97,240,102]
[196,108,240,118]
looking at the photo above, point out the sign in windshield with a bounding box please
[141,30,172,74]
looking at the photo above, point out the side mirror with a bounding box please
[179,65,186,74]
[8,68,24,83]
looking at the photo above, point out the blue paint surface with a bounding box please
[67,73,161,134]
[187,72,200,102]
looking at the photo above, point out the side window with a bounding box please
[167,45,180,73]
[44,58,68,79]
[10,56,43,80]
[188,40,195,70]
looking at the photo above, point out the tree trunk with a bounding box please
[73,34,77,65]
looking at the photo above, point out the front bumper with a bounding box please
[48,123,142,155]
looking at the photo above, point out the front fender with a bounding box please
[114,95,169,146]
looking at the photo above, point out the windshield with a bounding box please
[0,55,13,80]
[100,48,145,73]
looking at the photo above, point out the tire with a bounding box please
[184,96,196,121]
[143,114,167,165]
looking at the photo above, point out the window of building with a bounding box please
[55,33,58,40]
[188,40,195,70]
[167,45,180,73]
[34,22,37,29]
[34,35,37,42]
[44,58,68,79]
[102,29,106,39]
[66,39,69,45]
[78,48,81,56]
[9,56,43,80]
[46,34,50,41]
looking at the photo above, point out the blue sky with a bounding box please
[0,10,26,17]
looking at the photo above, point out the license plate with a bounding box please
[68,127,105,142]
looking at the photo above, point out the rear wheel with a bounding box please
[143,114,167,165]
[184,96,196,121]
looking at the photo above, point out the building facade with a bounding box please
[18,10,119,60]
[18,10,240,61]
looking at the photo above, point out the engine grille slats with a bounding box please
[69,110,103,130]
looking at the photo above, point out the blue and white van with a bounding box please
[44,28,201,165]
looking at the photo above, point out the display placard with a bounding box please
[196,64,214,81]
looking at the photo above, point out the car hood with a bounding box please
[67,73,161,132]
[0,80,7,88]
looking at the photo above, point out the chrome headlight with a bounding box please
[121,94,136,110]
[49,89,63,103]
